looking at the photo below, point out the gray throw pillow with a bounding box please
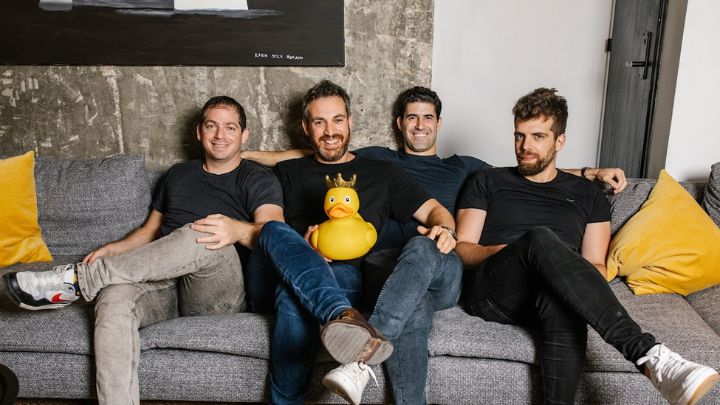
[35,154,152,256]
[702,162,720,227]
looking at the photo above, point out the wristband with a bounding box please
[440,225,457,240]
[581,167,590,180]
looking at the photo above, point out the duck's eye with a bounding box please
[329,196,335,203]
[345,196,351,203]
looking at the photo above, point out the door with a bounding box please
[600,0,667,178]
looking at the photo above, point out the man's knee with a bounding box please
[258,220,287,239]
[96,284,145,313]
[257,220,300,252]
[96,282,178,327]
[522,226,563,248]
[400,236,460,276]
[401,235,443,265]
[171,224,204,244]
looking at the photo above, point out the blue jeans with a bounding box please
[364,236,463,405]
[463,227,657,405]
[246,221,362,405]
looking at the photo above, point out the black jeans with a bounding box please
[463,227,657,405]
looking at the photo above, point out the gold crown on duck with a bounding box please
[325,173,357,189]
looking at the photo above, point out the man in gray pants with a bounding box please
[5,96,284,405]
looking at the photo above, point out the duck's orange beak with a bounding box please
[327,204,354,219]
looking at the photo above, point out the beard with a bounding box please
[517,148,556,176]
[313,134,350,162]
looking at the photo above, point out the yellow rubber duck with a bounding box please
[311,173,378,260]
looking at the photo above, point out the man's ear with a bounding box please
[241,127,250,144]
[348,114,353,130]
[437,116,443,130]
[555,133,566,152]
[302,119,310,137]
[196,125,202,142]
[396,116,402,131]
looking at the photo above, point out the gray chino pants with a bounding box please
[77,224,245,405]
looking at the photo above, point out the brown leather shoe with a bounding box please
[320,308,393,365]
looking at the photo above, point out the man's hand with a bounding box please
[591,168,628,194]
[83,244,119,264]
[304,224,331,262]
[417,225,456,254]
[192,214,242,250]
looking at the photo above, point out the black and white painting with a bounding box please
[0,0,344,66]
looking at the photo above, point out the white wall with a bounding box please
[431,0,613,168]
[664,0,720,181]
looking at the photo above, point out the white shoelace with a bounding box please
[358,362,379,387]
[53,263,76,278]
[637,344,680,384]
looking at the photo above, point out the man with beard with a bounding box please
[455,87,719,405]
[241,85,629,405]
[243,86,628,249]
[245,80,462,405]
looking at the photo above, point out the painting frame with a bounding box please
[0,0,345,66]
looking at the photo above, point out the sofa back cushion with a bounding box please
[702,162,720,227]
[35,154,152,256]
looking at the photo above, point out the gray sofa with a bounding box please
[1,154,719,404]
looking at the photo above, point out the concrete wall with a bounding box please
[0,0,433,169]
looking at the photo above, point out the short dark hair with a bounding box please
[302,80,351,122]
[199,96,247,129]
[393,86,442,121]
[512,88,567,137]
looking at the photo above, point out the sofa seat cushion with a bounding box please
[428,306,537,364]
[0,256,93,356]
[140,312,272,359]
[429,280,720,373]
[587,280,720,371]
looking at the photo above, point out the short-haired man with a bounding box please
[245,80,461,405]
[4,96,284,405]
[242,85,629,404]
[455,88,720,405]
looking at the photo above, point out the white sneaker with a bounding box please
[637,344,720,405]
[322,362,378,405]
[4,263,80,310]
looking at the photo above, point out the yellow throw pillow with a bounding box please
[0,151,52,267]
[606,170,720,295]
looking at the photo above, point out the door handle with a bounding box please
[625,31,652,79]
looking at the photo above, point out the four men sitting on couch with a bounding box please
[5,82,720,405]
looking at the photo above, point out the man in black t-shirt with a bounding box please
[242,86,629,249]
[245,80,461,405]
[456,88,719,405]
[241,85,631,404]
[5,96,284,405]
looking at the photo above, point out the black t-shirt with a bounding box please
[457,167,610,251]
[153,159,283,258]
[355,146,490,247]
[274,154,431,268]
